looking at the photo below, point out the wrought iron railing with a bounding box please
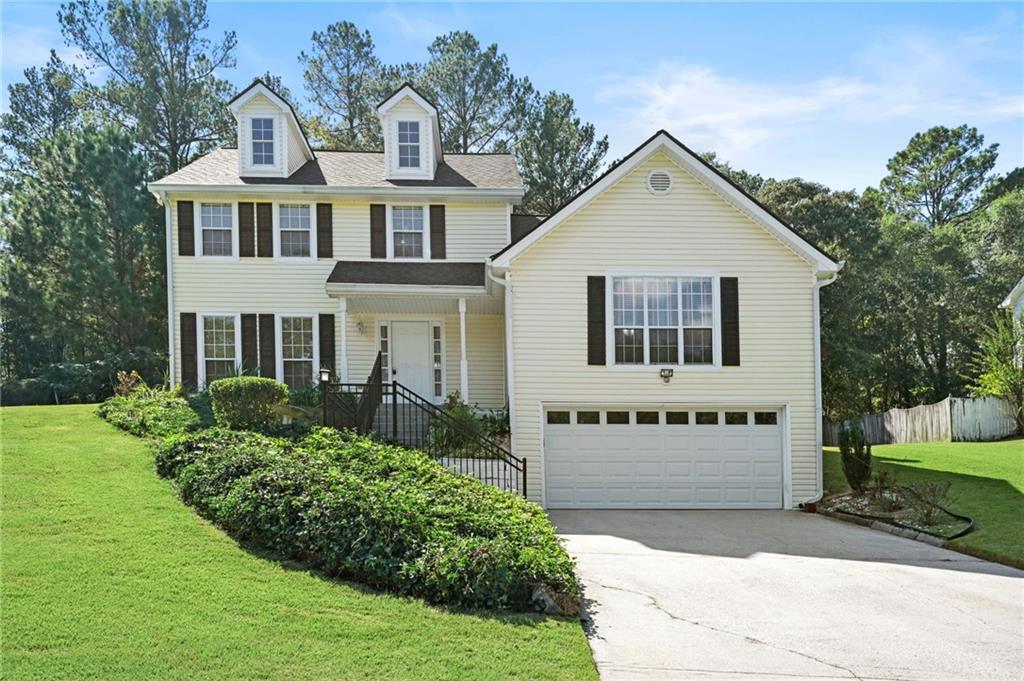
[321,353,526,496]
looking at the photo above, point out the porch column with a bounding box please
[338,297,348,382]
[458,298,469,401]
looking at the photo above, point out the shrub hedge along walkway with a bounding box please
[2,405,597,680]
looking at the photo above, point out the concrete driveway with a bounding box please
[550,510,1024,681]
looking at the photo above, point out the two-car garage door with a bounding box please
[544,406,784,509]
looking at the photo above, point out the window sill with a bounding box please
[195,255,239,262]
[600,363,722,372]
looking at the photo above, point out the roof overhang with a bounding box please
[1000,275,1024,309]
[146,182,523,203]
[490,130,842,273]
[228,80,315,162]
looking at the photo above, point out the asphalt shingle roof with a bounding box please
[154,148,522,190]
[326,261,486,287]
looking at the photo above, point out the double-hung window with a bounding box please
[200,203,233,257]
[391,206,425,258]
[611,275,715,366]
[251,117,274,166]
[397,121,420,168]
[201,314,238,384]
[278,204,311,258]
[279,315,315,389]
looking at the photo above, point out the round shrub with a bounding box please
[209,376,288,431]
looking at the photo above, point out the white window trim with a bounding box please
[272,202,318,261]
[397,120,422,169]
[197,311,242,388]
[385,204,431,261]
[375,317,446,403]
[250,116,276,167]
[274,312,320,388]
[603,270,721,371]
[194,202,240,261]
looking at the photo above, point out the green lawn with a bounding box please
[1,405,597,680]
[823,439,1024,568]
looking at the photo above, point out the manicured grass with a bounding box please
[823,439,1024,568]
[1,405,597,680]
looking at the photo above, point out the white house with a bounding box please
[1000,276,1024,318]
[149,79,843,509]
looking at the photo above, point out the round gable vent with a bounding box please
[646,169,673,195]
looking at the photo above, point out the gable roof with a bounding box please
[228,78,315,162]
[491,130,841,272]
[1001,276,1024,310]
[376,82,445,165]
[149,148,522,194]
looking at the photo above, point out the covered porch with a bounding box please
[325,261,507,410]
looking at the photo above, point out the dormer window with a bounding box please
[251,117,275,165]
[398,121,420,168]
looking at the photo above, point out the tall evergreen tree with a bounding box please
[421,31,532,153]
[59,0,237,175]
[517,91,607,214]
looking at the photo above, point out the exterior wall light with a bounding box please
[319,368,332,385]
[660,368,674,383]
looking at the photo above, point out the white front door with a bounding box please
[390,321,434,399]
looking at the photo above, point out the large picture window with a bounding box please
[201,315,238,384]
[278,204,311,258]
[280,315,315,389]
[397,121,420,168]
[611,275,715,366]
[200,203,233,257]
[251,117,274,165]
[391,206,425,258]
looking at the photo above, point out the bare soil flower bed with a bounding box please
[822,487,973,540]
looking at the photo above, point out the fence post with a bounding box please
[522,458,527,499]
[392,380,398,441]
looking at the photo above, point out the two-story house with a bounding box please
[150,79,843,510]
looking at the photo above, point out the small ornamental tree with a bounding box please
[839,421,872,493]
[209,376,288,431]
[970,311,1024,435]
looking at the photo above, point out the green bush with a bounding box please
[154,427,579,613]
[208,376,288,431]
[97,385,199,438]
[427,392,487,457]
[839,421,872,492]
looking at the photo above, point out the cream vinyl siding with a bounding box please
[507,151,819,505]
[286,122,306,175]
[444,204,508,259]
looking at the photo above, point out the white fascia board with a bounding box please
[229,82,314,161]
[1000,276,1024,309]
[146,183,523,202]
[491,132,841,273]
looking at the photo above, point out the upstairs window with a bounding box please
[398,121,420,168]
[612,275,715,366]
[278,204,311,258]
[391,206,425,258]
[251,117,274,166]
[200,203,233,257]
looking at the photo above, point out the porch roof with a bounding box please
[326,261,486,288]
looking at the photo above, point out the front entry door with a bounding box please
[391,321,433,399]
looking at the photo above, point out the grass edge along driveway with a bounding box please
[1,404,597,681]
[823,439,1024,569]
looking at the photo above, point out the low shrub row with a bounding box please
[97,386,200,438]
[155,428,579,613]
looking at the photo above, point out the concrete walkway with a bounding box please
[550,510,1024,681]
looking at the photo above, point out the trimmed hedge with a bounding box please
[155,428,579,613]
[209,376,288,431]
[97,386,199,438]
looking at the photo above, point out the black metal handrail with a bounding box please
[355,352,383,432]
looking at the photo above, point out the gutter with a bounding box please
[802,263,843,507]
[487,266,517,458]
[158,191,176,388]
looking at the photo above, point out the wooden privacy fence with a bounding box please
[824,396,1017,446]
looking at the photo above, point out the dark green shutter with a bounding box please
[370,204,386,259]
[258,314,276,378]
[319,313,335,374]
[177,201,194,256]
[429,205,446,259]
[256,203,273,257]
[587,276,606,365]
[317,203,333,258]
[721,277,740,366]
[241,314,258,373]
[180,313,198,389]
[238,203,255,257]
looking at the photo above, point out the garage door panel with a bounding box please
[544,406,784,509]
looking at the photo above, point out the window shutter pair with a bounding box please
[182,202,333,259]
[369,204,445,259]
[585,277,741,366]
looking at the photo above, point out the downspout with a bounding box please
[161,191,176,388]
[487,265,516,456]
[802,264,842,507]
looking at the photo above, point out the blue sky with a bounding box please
[3,2,1022,190]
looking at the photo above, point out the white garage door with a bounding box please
[544,407,784,509]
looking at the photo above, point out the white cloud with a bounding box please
[379,5,449,45]
[2,23,88,72]
[594,26,1023,170]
